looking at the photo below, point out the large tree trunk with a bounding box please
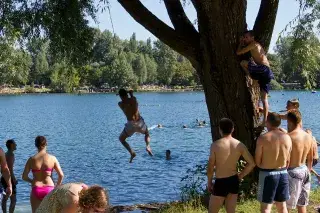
[196,1,259,149]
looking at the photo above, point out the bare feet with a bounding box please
[146,145,153,156]
[129,152,136,163]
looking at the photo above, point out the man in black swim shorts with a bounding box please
[207,118,255,213]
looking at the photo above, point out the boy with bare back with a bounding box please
[237,30,274,126]
[286,110,313,212]
[118,89,153,163]
[207,118,255,213]
[255,112,292,213]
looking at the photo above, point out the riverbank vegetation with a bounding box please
[1,30,320,93]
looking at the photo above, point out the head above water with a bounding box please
[243,30,255,45]
[118,89,128,99]
[286,99,299,111]
[287,110,302,130]
[78,185,109,213]
[219,118,234,136]
[35,136,47,150]
[266,112,281,130]
[6,139,16,151]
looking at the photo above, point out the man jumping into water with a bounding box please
[237,30,274,126]
[118,89,153,163]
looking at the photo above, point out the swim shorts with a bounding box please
[123,117,148,137]
[287,165,311,209]
[248,61,274,93]
[1,177,16,195]
[212,175,239,197]
[257,168,289,204]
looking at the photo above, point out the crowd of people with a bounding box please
[0,136,109,213]
[206,29,319,213]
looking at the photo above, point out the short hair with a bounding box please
[219,118,234,135]
[79,185,109,210]
[244,30,255,37]
[267,112,281,127]
[287,99,299,109]
[6,139,15,149]
[118,89,127,97]
[35,136,47,149]
[166,150,171,154]
[287,110,302,126]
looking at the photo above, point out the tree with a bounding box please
[172,59,196,86]
[129,33,138,53]
[50,62,80,93]
[132,54,147,85]
[144,55,158,84]
[275,35,320,88]
[153,40,176,85]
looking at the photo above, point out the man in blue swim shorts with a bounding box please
[237,30,274,126]
[255,113,292,213]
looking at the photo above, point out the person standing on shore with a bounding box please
[1,139,17,213]
[0,147,12,204]
[118,89,153,163]
[22,136,64,213]
[207,118,255,213]
[286,110,314,212]
[255,112,292,213]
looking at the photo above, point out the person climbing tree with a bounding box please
[237,30,274,126]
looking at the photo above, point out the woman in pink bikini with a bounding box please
[22,136,64,212]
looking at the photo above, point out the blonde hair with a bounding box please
[78,185,109,210]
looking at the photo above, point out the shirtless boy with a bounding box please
[207,118,255,213]
[255,112,292,213]
[286,110,313,212]
[118,89,153,163]
[237,30,274,126]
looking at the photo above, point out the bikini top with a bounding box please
[32,168,53,173]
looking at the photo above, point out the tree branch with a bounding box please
[163,0,199,41]
[118,0,199,67]
[253,0,280,52]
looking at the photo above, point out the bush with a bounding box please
[270,79,283,90]
[24,86,36,93]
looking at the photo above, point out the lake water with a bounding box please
[0,91,319,212]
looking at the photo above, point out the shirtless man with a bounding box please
[1,140,17,213]
[286,110,313,213]
[207,118,255,213]
[237,30,274,126]
[118,89,153,163]
[306,129,320,183]
[279,99,299,120]
[0,147,12,203]
[255,112,292,213]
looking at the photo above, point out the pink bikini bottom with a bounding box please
[32,186,54,200]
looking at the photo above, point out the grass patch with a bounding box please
[156,188,320,213]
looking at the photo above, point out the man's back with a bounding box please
[289,129,313,168]
[256,130,291,169]
[213,137,242,178]
[119,97,140,121]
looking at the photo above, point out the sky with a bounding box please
[89,0,301,53]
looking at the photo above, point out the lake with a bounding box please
[0,91,319,212]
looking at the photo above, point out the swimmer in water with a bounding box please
[166,150,171,160]
[157,124,163,128]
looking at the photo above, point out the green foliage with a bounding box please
[50,62,80,93]
[275,34,320,89]
[270,80,284,90]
